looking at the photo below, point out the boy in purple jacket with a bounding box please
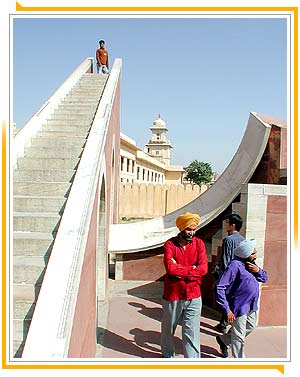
[215,239,267,358]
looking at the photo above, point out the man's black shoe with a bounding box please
[216,335,228,358]
[214,323,228,334]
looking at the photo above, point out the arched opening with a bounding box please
[110,148,115,224]
[96,175,107,302]
[108,148,116,279]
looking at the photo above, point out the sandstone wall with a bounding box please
[119,183,208,219]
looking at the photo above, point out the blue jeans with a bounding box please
[161,297,202,358]
[97,64,109,74]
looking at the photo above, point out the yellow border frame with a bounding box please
[2,2,297,372]
[14,2,298,13]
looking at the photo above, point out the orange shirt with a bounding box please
[163,235,208,301]
[96,47,109,68]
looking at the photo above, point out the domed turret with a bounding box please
[144,114,172,165]
[152,114,166,129]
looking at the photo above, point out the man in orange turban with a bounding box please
[161,212,208,358]
[176,212,200,231]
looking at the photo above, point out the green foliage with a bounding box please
[185,160,213,185]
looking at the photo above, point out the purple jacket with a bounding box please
[215,258,267,317]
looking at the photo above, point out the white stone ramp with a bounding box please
[109,112,272,253]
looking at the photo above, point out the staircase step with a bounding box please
[13,304,35,356]
[52,108,97,117]
[17,157,80,170]
[14,169,76,182]
[13,181,71,196]
[13,256,47,284]
[13,283,41,302]
[76,78,107,84]
[70,86,105,93]
[41,124,91,133]
[44,117,92,126]
[14,254,48,269]
[76,79,106,85]
[65,91,101,98]
[62,96,100,103]
[13,318,31,343]
[13,212,61,233]
[14,340,25,358]
[13,195,67,212]
[75,77,106,82]
[50,113,94,120]
[30,136,87,148]
[36,129,88,138]
[56,103,98,111]
[44,119,92,127]
[24,146,83,159]
[82,73,107,80]
[13,301,35,320]
[13,232,54,256]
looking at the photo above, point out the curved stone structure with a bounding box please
[109,111,272,253]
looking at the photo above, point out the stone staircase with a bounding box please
[13,73,108,357]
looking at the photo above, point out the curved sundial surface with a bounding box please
[108,112,274,254]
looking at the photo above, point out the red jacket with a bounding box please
[163,235,208,301]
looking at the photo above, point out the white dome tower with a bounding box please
[144,114,173,165]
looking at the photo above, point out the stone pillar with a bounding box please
[115,254,124,280]
[128,159,133,174]
[238,183,287,325]
[239,184,268,267]
[122,156,126,172]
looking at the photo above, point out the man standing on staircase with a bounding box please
[161,212,208,358]
[96,39,109,74]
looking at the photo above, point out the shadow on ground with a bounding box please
[97,326,163,357]
[127,281,222,319]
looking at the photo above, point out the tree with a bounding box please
[185,160,213,185]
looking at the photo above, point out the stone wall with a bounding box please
[119,183,208,219]
[67,64,121,357]
[207,183,287,326]
[257,194,287,326]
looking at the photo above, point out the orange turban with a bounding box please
[175,212,200,231]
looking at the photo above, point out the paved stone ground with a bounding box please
[96,280,287,360]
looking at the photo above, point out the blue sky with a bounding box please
[13,16,287,173]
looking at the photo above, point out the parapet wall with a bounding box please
[119,183,208,219]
